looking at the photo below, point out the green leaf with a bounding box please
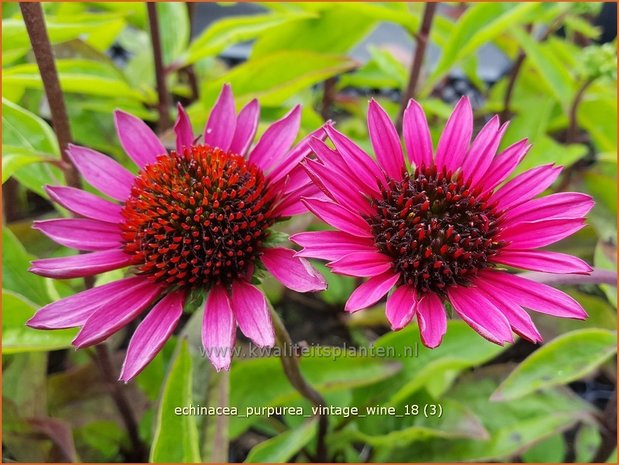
[2,227,50,306]
[2,98,59,155]
[594,240,617,308]
[492,329,617,401]
[157,3,189,66]
[2,290,76,353]
[202,51,356,107]
[424,3,540,93]
[245,418,317,463]
[150,339,201,463]
[575,424,602,463]
[522,433,566,462]
[579,86,617,153]
[182,13,312,66]
[2,147,49,183]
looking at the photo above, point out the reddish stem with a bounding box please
[147,2,171,131]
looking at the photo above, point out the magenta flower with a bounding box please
[28,84,326,380]
[292,97,592,348]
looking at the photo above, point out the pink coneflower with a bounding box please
[28,84,326,380]
[292,97,592,347]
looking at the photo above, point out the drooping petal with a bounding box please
[385,285,418,330]
[434,96,473,173]
[403,99,433,168]
[492,249,592,274]
[204,83,237,151]
[367,99,405,180]
[30,249,132,279]
[119,290,185,382]
[499,218,586,248]
[33,218,122,251]
[503,192,594,224]
[27,276,150,329]
[325,124,384,191]
[73,280,162,348]
[416,293,447,348]
[291,231,376,261]
[261,247,327,292]
[447,286,513,345]
[45,186,123,223]
[301,197,372,238]
[229,98,259,156]
[202,284,236,371]
[480,139,530,192]
[329,251,393,278]
[274,181,321,217]
[231,280,274,347]
[491,164,562,211]
[114,110,166,168]
[249,105,301,172]
[174,103,194,154]
[478,270,587,319]
[345,271,400,313]
[67,144,134,201]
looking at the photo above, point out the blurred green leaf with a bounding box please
[492,329,617,401]
[584,162,618,215]
[2,227,50,306]
[314,262,356,305]
[202,51,356,107]
[2,98,59,155]
[579,87,618,153]
[2,147,49,183]
[157,3,189,66]
[575,424,602,463]
[245,418,317,463]
[150,339,201,463]
[2,290,76,353]
[522,433,566,462]
[594,241,617,308]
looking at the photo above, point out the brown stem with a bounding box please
[519,268,617,287]
[270,307,329,462]
[567,77,595,143]
[593,389,617,462]
[184,2,200,102]
[94,344,147,461]
[396,2,437,133]
[147,2,171,132]
[500,52,526,121]
[20,2,80,188]
[321,77,337,120]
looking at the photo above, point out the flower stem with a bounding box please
[269,306,329,462]
[519,268,617,287]
[19,2,80,189]
[567,77,595,143]
[147,2,171,132]
[396,2,437,133]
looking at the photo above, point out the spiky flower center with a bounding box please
[366,165,504,296]
[120,145,276,290]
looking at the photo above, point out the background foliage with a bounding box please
[2,2,617,463]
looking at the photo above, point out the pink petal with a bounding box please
[493,249,592,274]
[274,182,321,217]
[403,99,433,168]
[249,105,301,172]
[325,124,384,192]
[447,286,513,345]
[367,99,405,180]
[329,251,393,278]
[202,284,236,371]
[467,118,509,186]
[345,271,400,313]
[491,164,562,211]
[27,276,150,329]
[119,290,185,382]
[474,280,542,343]
[480,139,531,192]
[33,218,122,251]
[478,270,587,319]
[204,83,237,151]
[231,280,274,347]
[268,125,328,185]
[114,110,166,168]
[30,249,132,279]
[261,247,327,292]
[434,96,473,173]
[302,197,372,238]
[45,186,123,223]
[499,218,586,248]
[174,103,194,154]
[229,98,259,156]
[503,192,594,224]
[73,280,162,348]
[291,230,376,261]
[67,144,134,201]
[385,285,418,330]
[416,293,447,348]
